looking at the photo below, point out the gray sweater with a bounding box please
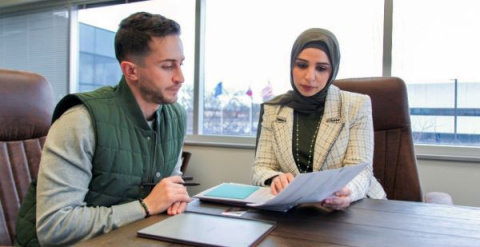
[35,105,183,246]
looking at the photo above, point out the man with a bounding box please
[15,12,191,246]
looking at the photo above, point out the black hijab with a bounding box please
[264,28,341,113]
[255,28,341,154]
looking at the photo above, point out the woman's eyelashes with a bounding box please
[295,60,330,73]
[295,60,309,70]
[315,64,331,72]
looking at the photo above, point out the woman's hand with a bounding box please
[321,187,352,210]
[270,173,294,195]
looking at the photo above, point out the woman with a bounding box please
[252,28,386,210]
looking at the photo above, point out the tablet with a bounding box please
[137,212,275,247]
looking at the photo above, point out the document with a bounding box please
[195,163,368,212]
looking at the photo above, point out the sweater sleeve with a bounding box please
[36,105,145,246]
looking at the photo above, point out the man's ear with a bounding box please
[120,61,138,81]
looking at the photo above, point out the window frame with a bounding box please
[1,0,478,162]
[185,0,480,163]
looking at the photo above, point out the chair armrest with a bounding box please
[425,192,453,205]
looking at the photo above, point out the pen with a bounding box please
[142,178,198,187]
[181,182,200,186]
[143,182,200,187]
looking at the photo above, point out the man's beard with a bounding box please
[138,81,177,105]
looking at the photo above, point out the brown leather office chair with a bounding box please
[0,69,54,246]
[333,77,452,204]
[181,151,192,174]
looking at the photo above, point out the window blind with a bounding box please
[0,7,69,102]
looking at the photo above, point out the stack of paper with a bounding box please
[195,163,368,212]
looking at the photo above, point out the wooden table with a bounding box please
[75,198,480,246]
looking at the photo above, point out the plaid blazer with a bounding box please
[253,85,386,201]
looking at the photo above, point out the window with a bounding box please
[202,0,384,136]
[2,0,479,151]
[0,8,69,102]
[78,22,121,92]
[77,0,196,133]
[392,0,480,146]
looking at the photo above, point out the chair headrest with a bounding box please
[0,69,54,141]
[333,77,411,131]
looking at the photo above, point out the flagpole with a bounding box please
[220,103,223,135]
[249,97,253,135]
[246,86,253,135]
[214,81,224,134]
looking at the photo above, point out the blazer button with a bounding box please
[156,172,161,178]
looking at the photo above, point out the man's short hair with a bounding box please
[114,12,181,63]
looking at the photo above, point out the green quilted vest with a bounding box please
[74,78,186,204]
[14,77,186,246]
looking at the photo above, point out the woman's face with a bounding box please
[292,48,332,97]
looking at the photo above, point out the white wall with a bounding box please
[184,144,480,207]
[183,145,255,197]
[417,159,480,207]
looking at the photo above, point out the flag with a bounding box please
[214,81,223,97]
[261,81,274,102]
[246,86,253,98]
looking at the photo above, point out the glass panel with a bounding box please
[203,0,384,136]
[392,0,480,146]
[0,8,69,101]
[77,0,195,133]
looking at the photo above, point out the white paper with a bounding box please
[247,163,368,211]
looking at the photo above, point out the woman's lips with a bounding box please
[300,85,316,92]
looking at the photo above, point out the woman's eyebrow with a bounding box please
[295,58,330,65]
[316,62,331,66]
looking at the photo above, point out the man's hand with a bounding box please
[321,187,352,210]
[167,201,188,215]
[143,176,191,216]
[270,173,294,195]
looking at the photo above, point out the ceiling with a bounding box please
[0,0,52,8]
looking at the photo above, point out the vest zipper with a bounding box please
[149,133,158,185]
